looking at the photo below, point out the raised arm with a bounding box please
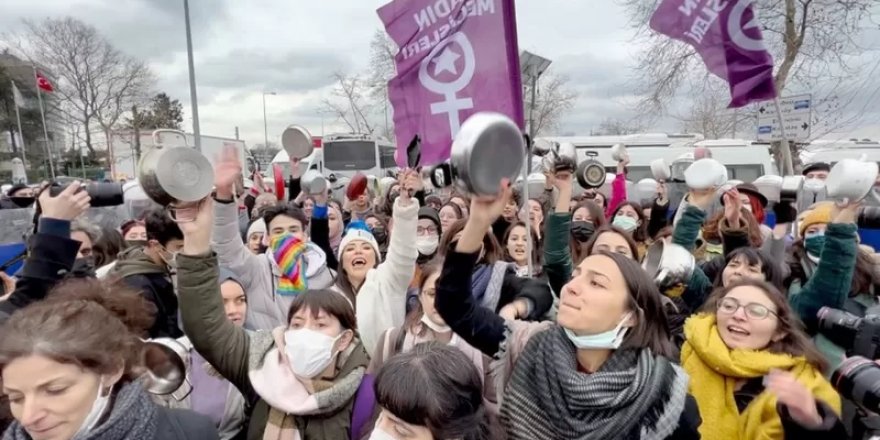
[542,169,575,296]
[605,154,629,218]
[212,147,263,291]
[177,197,254,398]
[356,170,420,355]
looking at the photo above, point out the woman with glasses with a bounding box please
[682,279,845,439]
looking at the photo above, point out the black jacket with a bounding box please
[155,406,220,439]
[112,248,182,339]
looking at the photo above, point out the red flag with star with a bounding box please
[35,71,54,93]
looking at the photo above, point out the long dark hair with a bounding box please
[788,238,879,297]
[375,342,501,440]
[594,251,677,359]
[585,225,640,261]
[502,221,543,272]
[714,247,784,290]
[701,279,829,373]
[610,201,648,243]
[571,201,606,264]
[439,219,501,265]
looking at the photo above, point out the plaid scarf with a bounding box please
[270,233,308,296]
[500,326,688,440]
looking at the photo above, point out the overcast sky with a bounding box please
[3,0,880,148]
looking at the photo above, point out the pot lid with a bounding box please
[154,147,214,203]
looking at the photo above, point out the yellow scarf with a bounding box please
[681,314,841,440]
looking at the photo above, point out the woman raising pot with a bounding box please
[435,179,701,439]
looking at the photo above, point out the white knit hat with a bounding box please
[247,218,267,238]
[337,221,380,261]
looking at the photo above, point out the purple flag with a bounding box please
[378,0,524,167]
[650,0,777,108]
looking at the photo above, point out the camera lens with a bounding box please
[818,307,861,351]
[832,356,880,413]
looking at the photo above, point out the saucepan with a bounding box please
[611,143,628,162]
[301,170,327,195]
[281,125,314,161]
[140,338,190,397]
[429,112,525,197]
[642,241,695,292]
[651,158,671,182]
[576,152,607,189]
[138,130,214,207]
[684,158,728,190]
[825,158,880,204]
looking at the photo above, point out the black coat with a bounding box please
[155,406,220,439]
[120,272,183,339]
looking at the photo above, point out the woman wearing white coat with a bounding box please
[334,169,420,356]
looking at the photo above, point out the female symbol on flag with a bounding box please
[35,72,54,93]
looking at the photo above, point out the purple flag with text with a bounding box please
[378,0,524,167]
[649,0,777,108]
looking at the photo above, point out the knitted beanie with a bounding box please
[338,221,381,260]
[798,201,835,236]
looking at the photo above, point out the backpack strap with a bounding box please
[350,373,376,440]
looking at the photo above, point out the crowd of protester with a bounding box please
[0,149,875,439]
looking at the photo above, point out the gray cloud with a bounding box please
[191,49,349,92]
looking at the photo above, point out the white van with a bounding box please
[271,133,397,181]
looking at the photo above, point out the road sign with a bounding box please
[755,94,812,142]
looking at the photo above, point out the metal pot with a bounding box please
[301,169,327,195]
[651,158,671,182]
[431,112,525,197]
[611,143,628,162]
[137,130,214,207]
[780,176,804,203]
[642,241,695,292]
[140,338,190,396]
[281,125,314,160]
[826,159,879,203]
[576,152,607,189]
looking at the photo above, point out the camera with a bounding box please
[47,182,124,207]
[817,307,880,360]
[832,356,880,415]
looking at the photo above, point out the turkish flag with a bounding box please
[35,72,54,93]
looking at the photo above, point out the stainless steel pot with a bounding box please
[780,176,804,203]
[642,241,695,292]
[430,112,525,197]
[301,169,328,195]
[281,125,314,160]
[137,131,214,207]
[576,152,606,189]
[140,338,190,396]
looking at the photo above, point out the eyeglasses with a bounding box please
[417,226,438,236]
[717,297,778,320]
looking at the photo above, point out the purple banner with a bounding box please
[377,0,524,167]
[650,0,777,108]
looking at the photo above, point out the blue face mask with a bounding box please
[612,215,638,233]
[564,312,632,349]
[804,232,826,258]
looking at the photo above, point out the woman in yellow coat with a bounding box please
[681,279,845,440]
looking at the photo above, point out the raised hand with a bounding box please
[179,197,214,256]
[723,189,742,226]
[39,182,90,221]
[214,146,242,200]
[765,369,822,429]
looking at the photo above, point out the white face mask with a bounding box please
[415,236,439,255]
[72,377,110,439]
[284,328,345,379]
[368,426,398,440]
[420,313,451,334]
[803,178,825,194]
[564,312,632,350]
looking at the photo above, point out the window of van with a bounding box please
[324,141,376,170]
[380,145,397,168]
[727,165,763,182]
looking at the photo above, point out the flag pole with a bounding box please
[10,80,28,169]
[33,66,56,179]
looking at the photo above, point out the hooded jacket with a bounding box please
[111,246,182,338]
[212,199,334,331]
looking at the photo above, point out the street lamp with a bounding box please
[183,0,201,152]
[262,91,277,149]
[519,51,552,279]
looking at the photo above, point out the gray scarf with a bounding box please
[3,380,158,440]
[500,327,688,440]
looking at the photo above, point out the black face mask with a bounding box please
[571,221,595,243]
[69,257,96,278]
[371,227,388,245]
[9,197,34,208]
[125,240,148,249]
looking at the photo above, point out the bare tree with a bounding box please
[320,71,379,135]
[673,79,756,138]
[595,117,645,136]
[622,0,876,114]
[526,71,579,137]
[7,17,154,154]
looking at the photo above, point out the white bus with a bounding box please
[272,133,398,180]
